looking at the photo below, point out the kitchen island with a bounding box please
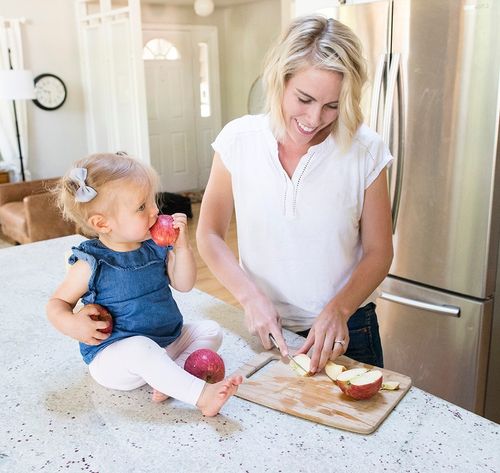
[0,235,498,472]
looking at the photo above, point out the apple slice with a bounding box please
[324,361,346,382]
[381,381,400,391]
[336,368,382,400]
[291,354,313,377]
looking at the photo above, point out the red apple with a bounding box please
[336,368,383,400]
[184,349,225,384]
[84,303,113,334]
[150,214,179,247]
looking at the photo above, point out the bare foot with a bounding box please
[196,375,243,417]
[151,389,169,403]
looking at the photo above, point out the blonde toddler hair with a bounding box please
[262,15,367,151]
[56,152,159,236]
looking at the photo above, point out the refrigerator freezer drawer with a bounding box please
[377,277,492,414]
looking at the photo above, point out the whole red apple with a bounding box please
[184,349,225,384]
[84,303,113,334]
[150,214,180,247]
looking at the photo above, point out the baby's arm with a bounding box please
[46,260,110,345]
[167,213,196,292]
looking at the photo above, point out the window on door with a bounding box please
[143,38,180,60]
[198,42,211,117]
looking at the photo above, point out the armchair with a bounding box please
[0,178,76,244]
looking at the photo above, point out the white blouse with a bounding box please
[212,114,393,331]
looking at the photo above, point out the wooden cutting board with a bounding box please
[233,351,412,434]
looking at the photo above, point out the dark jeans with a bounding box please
[295,302,384,368]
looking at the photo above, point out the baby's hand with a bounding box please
[73,304,112,345]
[171,213,190,248]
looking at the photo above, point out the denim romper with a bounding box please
[69,239,183,364]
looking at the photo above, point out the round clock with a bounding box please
[32,73,67,111]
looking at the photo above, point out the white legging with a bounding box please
[88,320,222,406]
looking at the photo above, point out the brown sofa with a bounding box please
[0,178,76,244]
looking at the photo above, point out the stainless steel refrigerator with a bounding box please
[329,0,500,421]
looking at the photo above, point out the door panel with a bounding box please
[390,0,500,298]
[143,26,221,193]
[144,30,198,192]
[76,0,149,161]
[377,277,492,414]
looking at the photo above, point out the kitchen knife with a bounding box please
[269,333,308,376]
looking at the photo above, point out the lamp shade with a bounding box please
[0,69,35,100]
[194,0,214,17]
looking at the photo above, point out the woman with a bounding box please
[196,15,393,374]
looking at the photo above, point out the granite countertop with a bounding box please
[0,235,499,473]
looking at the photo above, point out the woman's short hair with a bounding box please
[262,14,367,150]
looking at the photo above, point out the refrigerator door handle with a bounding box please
[379,291,461,316]
[369,53,387,132]
[382,53,400,147]
[382,52,404,233]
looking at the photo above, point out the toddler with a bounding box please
[46,152,242,416]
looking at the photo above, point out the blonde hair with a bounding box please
[56,153,159,236]
[262,15,367,150]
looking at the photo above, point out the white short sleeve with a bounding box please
[364,135,393,189]
[211,119,240,173]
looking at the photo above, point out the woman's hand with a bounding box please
[296,307,350,374]
[242,293,289,356]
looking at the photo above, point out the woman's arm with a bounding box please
[298,168,393,372]
[167,213,196,292]
[196,153,288,354]
[46,260,110,344]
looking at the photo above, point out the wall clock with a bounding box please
[32,73,67,111]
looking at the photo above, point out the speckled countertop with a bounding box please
[0,235,499,473]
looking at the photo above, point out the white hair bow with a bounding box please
[69,167,97,203]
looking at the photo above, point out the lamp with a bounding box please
[0,49,35,181]
[194,0,214,17]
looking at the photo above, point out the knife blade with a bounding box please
[269,333,309,376]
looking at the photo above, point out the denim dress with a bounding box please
[69,239,183,364]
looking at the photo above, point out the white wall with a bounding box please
[0,0,281,180]
[0,0,87,180]
[142,0,281,125]
[219,0,281,123]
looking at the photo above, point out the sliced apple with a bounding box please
[381,381,400,391]
[336,368,382,400]
[291,354,313,377]
[324,361,346,382]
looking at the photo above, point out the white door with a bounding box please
[143,26,221,192]
[75,0,150,162]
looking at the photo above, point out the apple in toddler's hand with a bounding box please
[336,368,383,400]
[184,348,225,384]
[84,303,113,334]
[150,214,179,247]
